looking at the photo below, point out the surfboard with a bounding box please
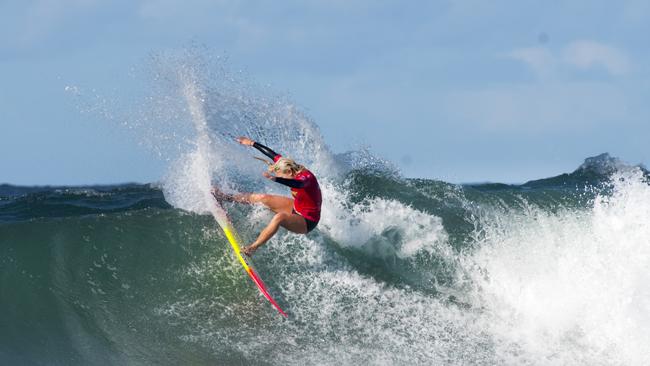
[208,196,288,318]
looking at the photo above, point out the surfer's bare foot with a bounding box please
[242,245,257,257]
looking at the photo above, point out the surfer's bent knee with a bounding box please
[245,193,268,204]
[272,212,289,223]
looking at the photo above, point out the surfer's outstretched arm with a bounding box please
[253,142,280,161]
[236,137,281,161]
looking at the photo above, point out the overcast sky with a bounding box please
[2,0,649,185]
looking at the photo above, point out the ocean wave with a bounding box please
[2,167,648,365]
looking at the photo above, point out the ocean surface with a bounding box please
[3,53,650,365]
[2,157,649,365]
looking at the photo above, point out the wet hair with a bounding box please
[268,157,305,176]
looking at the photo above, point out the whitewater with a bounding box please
[1,53,649,365]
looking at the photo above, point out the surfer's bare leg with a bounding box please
[242,213,308,256]
[215,189,293,215]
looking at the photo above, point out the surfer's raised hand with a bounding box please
[236,136,254,146]
[262,171,275,180]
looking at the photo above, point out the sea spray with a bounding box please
[160,70,216,214]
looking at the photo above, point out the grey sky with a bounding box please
[1,0,649,184]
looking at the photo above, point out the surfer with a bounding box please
[212,137,322,256]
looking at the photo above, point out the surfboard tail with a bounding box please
[246,267,288,318]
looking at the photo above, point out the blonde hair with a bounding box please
[268,157,305,176]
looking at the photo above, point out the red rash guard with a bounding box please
[253,142,322,222]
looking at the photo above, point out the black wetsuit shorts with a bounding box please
[292,209,319,233]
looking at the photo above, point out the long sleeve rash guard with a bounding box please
[253,141,322,222]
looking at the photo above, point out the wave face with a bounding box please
[2,168,649,365]
[4,52,649,365]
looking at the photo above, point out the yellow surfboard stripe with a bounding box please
[210,200,288,317]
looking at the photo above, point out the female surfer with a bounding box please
[212,137,322,256]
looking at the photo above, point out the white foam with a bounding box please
[463,169,650,365]
[319,181,450,259]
